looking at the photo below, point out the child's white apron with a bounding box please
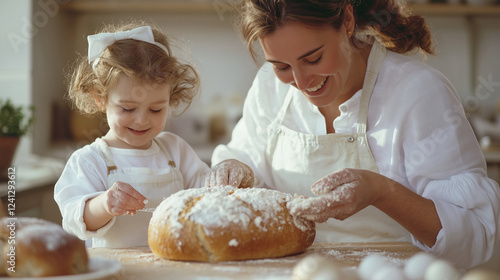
[266,41,411,242]
[92,138,184,248]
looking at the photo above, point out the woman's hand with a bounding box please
[287,168,384,223]
[84,181,148,231]
[205,159,255,188]
[288,168,442,247]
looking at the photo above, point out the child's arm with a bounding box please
[84,181,148,231]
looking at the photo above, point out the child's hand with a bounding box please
[205,159,254,188]
[84,181,149,231]
[103,181,149,216]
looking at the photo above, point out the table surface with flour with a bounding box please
[87,242,421,280]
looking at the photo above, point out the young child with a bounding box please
[54,22,213,248]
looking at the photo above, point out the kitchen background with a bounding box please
[1,0,500,272]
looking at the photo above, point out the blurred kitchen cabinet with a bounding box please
[484,146,500,183]
[0,182,62,225]
[0,157,64,225]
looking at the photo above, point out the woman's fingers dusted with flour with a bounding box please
[206,159,255,188]
[288,168,382,223]
[104,181,148,216]
[287,186,355,223]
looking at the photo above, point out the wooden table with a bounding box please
[88,242,421,280]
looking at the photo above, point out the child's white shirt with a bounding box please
[54,132,210,244]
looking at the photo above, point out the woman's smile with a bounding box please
[304,76,329,96]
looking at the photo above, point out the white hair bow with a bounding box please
[87,25,168,67]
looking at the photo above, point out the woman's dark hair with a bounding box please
[239,0,434,60]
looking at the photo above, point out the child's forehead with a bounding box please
[108,76,171,102]
[113,76,169,91]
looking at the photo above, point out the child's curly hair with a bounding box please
[67,21,199,116]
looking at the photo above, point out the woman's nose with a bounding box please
[292,68,314,91]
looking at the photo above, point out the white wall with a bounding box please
[424,16,500,118]
[31,1,75,160]
[0,0,32,164]
[473,17,500,117]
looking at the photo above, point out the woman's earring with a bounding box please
[348,31,353,37]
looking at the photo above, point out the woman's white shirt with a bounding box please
[212,52,500,268]
[54,132,210,242]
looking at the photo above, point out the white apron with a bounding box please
[266,41,411,243]
[92,138,184,248]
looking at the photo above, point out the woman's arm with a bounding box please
[287,168,442,247]
[371,172,442,247]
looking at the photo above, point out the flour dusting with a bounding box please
[151,186,312,238]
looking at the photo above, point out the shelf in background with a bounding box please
[408,3,500,16]
[60,1,220,13]
[60,1,500,16]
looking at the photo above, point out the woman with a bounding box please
[207,0,500,268]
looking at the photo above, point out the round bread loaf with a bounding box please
[148,186,316,262]
[0,217,88,277]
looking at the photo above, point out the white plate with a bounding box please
[9,257,122,280]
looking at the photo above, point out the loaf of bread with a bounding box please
[0,217,88,277]
[148,186,316,262]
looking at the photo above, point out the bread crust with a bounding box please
[149,186,315,262]
[0,217,88,277]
